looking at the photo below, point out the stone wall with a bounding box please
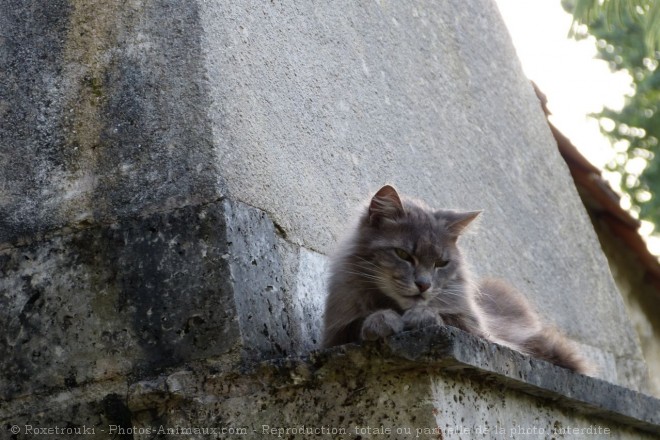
[1,0,657,439]
[589,213,660,397]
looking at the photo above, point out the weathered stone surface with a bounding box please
[387,327,660,431]
[0,201,276,400]
[0,197,327,401]
[275,239,328,356]
[0,201,239,400]
[5,326,657,439]
[0,0,223,246]
[131,326,660,438]
[224,199,297,361]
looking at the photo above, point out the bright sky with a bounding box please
[494,0,660,252]
[494,0,633,169]
[493,0,660,253]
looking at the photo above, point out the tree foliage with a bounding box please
[568,0,660,52]
[563,0,660,226]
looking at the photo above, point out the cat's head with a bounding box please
[355,185,480,310]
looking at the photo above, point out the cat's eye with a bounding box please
[394,248,414,263]
[435,258,450,268]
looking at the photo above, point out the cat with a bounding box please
[322,185,593,375]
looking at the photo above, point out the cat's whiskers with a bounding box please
[438,290,466,298]
[344,265,386,276]
[342,271,386,282]
[352,256,384,269]
[345,260,388,273]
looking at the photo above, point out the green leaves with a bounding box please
[565,0,660,228]
[566,0,660,54]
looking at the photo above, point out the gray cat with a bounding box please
[322,185,593,375]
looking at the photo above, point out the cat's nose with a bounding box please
[415,279,431,293]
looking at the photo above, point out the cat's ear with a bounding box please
[436,210,481,236]
[369,185,404,225]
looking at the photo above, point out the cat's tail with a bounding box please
[477,278,596,376]
[521,328,596,375]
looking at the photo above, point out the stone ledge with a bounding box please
[382,326,660,434]
[214,326,660,436]
[4,326,658,439]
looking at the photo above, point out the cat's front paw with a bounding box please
[402,306,443,330]
[361,310,404,341]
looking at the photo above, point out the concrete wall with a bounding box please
[1,0,656,438]
[590,214,660,396]
[0,0,223,245]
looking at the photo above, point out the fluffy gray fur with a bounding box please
[322,185,593,375]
